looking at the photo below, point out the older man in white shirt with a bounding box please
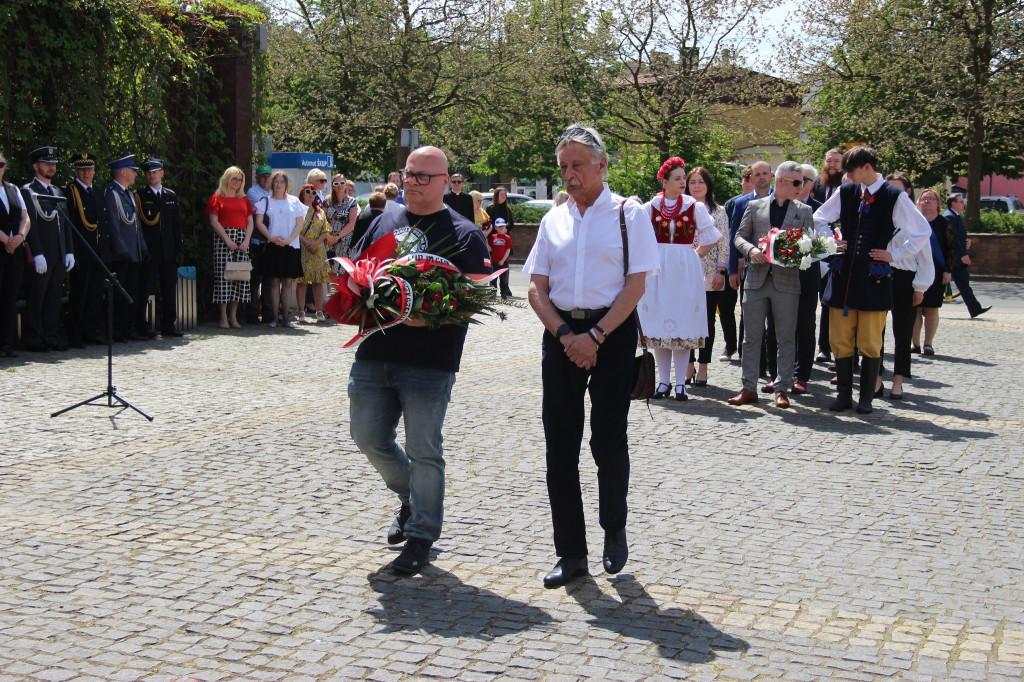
[524,124,659,589]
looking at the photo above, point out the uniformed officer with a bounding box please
[22,146,75,352]
[105,154,149,342]
[135,158,184,337]
[65,153,113,347]
[0,152,31,358]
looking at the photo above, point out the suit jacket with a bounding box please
[21,178,74,262]
[727,190,772,274]
[942,209,969,259]
[734,197,814,295]
[135,186,184,263]
[443,191,475,224]
[105,181,148,263]
[811,180,841,204]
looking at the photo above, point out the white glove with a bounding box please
[64,253,75,271]
[34,255,47,274]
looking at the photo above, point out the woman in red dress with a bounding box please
[207,166,255,329]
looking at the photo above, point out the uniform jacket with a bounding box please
[105,181,148,263]
[66,180,113,265]
[734,196,814,295]
[135,186,184,263]
[21,178,74,262]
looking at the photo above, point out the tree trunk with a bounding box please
[395,115,413,171]
[964,110,984,231]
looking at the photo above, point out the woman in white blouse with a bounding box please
[253,171,305,328]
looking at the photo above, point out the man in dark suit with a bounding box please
[22,146,75,352]
[65,152,113,347]
[442,174,475,224]
[791,164,824,394]
[811,147,845,361]
[717,165,753,361]
[105,155,149,342]
[136,158,185,337]
[728,161,816,409]
[943,194,990,318]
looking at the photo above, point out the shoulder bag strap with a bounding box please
[619,202,647,349]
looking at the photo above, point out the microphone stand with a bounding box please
[44,192,153,421]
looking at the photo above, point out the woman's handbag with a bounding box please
[618,203,655,401]
[224,253,252,281]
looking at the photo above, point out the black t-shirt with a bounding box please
[353,206,490,372]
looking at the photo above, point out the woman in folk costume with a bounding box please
[638,157,721,401]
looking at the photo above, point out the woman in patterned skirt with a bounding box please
[295,183,330,323]
[324,173,359,267]
[207,166,255,329]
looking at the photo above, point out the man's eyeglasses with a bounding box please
[0,162,6,169]
[451,179,464,184]
[400,169,446,185]
[802,178,815,185]
[778,177,803,188]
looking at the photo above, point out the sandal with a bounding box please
[911,344,921,354]
[923,345,935,356]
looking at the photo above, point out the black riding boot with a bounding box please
[829,356,854,412]
[857,356,882,414]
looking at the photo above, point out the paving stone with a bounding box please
[0,278,1021,678]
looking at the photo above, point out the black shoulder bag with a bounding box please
[619,203,655,401]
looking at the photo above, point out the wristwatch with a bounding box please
[555,323,571,340]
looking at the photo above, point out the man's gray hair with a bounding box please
[555,123,607,163]
[800,164,818,180]
[775,161,803,179]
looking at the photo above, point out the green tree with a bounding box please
[797,0,1024,227]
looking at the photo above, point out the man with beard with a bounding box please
[812,147,844,362]
[22,146,75,352]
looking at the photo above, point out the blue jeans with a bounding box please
[348,359,456,543]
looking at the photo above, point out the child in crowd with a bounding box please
[488,218,514,300]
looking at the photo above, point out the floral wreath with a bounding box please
[656,156,686,182]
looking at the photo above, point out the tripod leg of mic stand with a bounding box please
[50,392,111,418]
[109,389,154,421]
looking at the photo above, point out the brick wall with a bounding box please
[210,53,254,184]
[967,233,1024,278]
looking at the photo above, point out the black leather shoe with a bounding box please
[653,382,670,399]
[161,329,184,338]
[125,332,143,341]
[70,339,87,349]
[84,334,107,345]
[47,342,69,351]
[971,306,991,319]
[543,557,588,588]
[137,329,157,339]
[603,529,628,574]
[387,504,411,545]
[390,538,432,575]
[1,345,17,358]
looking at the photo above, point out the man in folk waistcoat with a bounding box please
[814,146,930,414]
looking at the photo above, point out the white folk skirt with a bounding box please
[637,243,707,349]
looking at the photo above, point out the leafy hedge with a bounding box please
[0,0,266,318]
[975,211,1024,234]
[508,205,552,224]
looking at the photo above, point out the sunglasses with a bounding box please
[452,179,464,184]
[332,181,345,186]
[0,162,6,169]
[777,178,803,188]
[303,189,317,195]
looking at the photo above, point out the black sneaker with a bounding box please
[391,538,432,575]
[387,504,411,545]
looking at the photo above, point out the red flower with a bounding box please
[422,301,431,311]
[416,261,434,273]
[432,293,443,302]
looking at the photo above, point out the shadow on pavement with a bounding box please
[568,575,749,663]
[366,564,554,638]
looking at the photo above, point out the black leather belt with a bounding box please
[558,307,610,320]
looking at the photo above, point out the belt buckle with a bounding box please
[570,309,585,319]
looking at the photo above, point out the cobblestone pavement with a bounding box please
[1,274,1022,681]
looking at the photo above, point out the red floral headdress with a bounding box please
[656,157,686,182]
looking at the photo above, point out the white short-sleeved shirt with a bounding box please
[255,195,305,248]
[523,185,660,310]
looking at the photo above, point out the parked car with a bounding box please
[481,192,533,209]
[980,195,1024,214]
[522,199,554,209]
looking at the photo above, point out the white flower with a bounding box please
[819,235,838,255]
[799,255,813,270]
[797,234,813,253]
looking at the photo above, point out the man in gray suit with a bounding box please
[728,161,818,408]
